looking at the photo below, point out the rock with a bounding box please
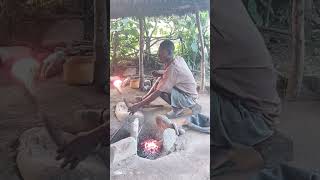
[162,128,178,153]
[175,136,187,151]
[115,102,143,122]
[129,118,139,140]
[16,127,107,180]
[110,137,137,165]
[115,102,130,122]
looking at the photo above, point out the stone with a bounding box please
[129,118,139,140]
[110,137,137,164]
[162,128,178,153]
[16,127,107,180]
[115,102,143,122]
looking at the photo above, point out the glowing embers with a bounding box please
[138,138,163,160]
[113,79,122,88]
[112,79,123,94]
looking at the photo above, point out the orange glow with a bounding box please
[113,79,123,94]
[142,139,160,154]
[113,79,122,88]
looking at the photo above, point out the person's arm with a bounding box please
[56,122,107,169]
[128,90,162,113]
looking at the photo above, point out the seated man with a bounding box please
[128,40,201,118]
[212,0,292,172]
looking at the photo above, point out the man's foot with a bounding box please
[166,108,184,118]
[190,103,202,115]
[156,115,184,136]
[253,130,294,168]
[212,145,264,176]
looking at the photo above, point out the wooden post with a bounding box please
[195,11,206,92]
[139,17,145,91]
[265,0,273,27]
[287,0,305,99]
[94,0,108,91]
[305,0,313,56]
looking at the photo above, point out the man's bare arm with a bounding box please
[129,90,162,113]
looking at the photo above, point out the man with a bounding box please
[128,40,201,118]
[212,0,292,172]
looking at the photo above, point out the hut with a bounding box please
[110,0,210,91]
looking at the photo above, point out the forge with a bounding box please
[110,113,177,163]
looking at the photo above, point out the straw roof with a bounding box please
[110,0,210,19]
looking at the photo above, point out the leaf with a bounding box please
[191,41,198,53]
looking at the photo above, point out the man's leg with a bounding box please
[166,88,200,118]
[159,92,171,105]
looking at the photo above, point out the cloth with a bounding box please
[212,90,273,147]
[186,113,210,134]
[212,0,281,125]
[251,164,320,180]
[156,56,198,98]
[170,87,197,109]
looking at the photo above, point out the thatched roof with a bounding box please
[110,0,210,19]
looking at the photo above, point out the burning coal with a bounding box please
[138,138,162,160]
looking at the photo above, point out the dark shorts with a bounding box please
[212,91,274,147]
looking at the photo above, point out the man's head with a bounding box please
[158,40,174,63]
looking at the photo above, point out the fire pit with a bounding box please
[136,125,176,160]
[111,110,180,162]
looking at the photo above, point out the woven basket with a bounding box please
[63,56,95,85]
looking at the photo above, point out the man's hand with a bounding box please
[56,131,100,169]
[128,103,141,115]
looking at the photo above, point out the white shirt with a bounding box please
[156,56,198,98]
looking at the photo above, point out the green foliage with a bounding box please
[110,12,210,73]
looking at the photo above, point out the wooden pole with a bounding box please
[266,0,273,27]
[195,11,206,92]
[287,0,305,99]
[305,0,313,56]
[139,17,145,91]
[94,0,108,91]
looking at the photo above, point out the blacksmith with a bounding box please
[212,0,291,171]
[128,40,201,118]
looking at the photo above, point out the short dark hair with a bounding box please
[159,40,175,56]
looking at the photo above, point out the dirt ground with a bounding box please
[0,75,320,180]
[110,85,211,180]
[215,98,320,180]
